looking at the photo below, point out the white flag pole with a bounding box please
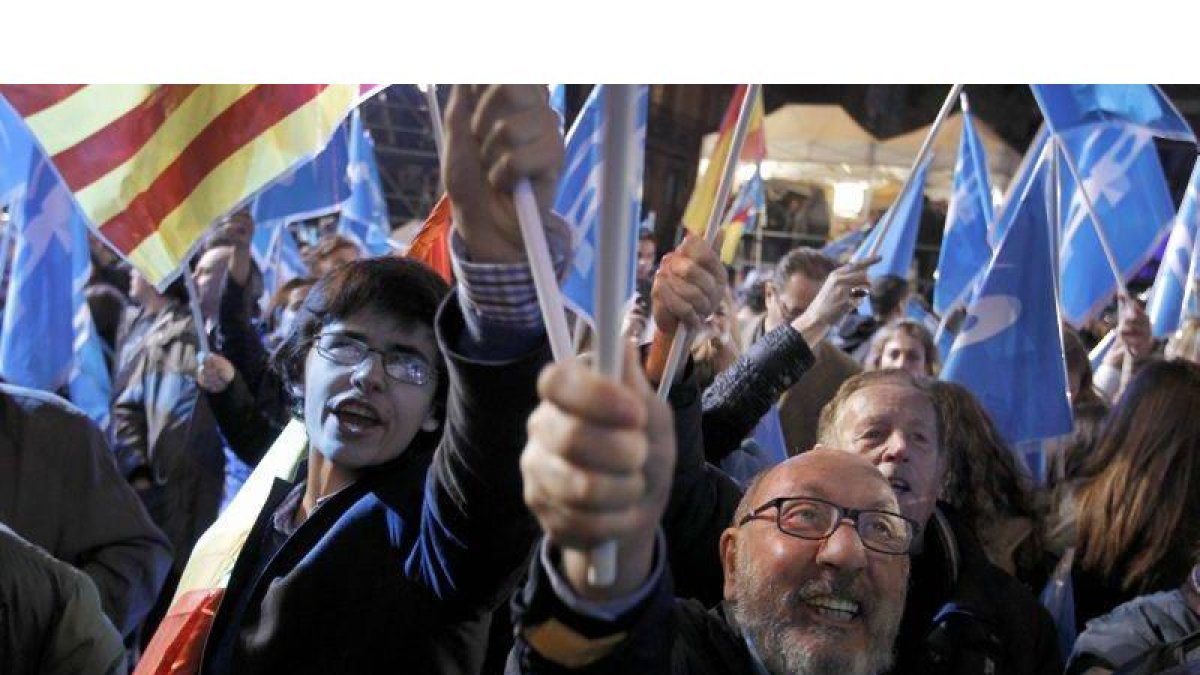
[865,84,963,259]
[514,180,573,361]
[423,85,446,175]
[182,264,211,356]
[1048,134,1127,297]
[656,83,760,401]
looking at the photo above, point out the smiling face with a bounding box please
[301,307,440,469]
[722,449,909,675]
[828,383,943,526]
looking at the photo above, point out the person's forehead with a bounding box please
[843,383,935,424]
[325,308,437,356]
[759,453,896,510]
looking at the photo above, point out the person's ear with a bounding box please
[720,528,740,602]
[420,404,442,433]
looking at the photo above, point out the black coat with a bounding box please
[200,293,548,675]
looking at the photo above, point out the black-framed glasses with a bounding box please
[314,333,435,386]
[738,496,919,555]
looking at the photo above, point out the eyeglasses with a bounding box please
[314,333,435,386]
[738,496,919,555]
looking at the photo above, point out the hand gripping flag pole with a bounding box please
[656,84,761,401]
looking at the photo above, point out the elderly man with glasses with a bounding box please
[509,343,913,675]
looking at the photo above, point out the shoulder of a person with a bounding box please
[0,383,93,435]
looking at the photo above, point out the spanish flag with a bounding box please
[0,85,382,288]
[682,84,766,237]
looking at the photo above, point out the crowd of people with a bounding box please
[2,84,1198,675]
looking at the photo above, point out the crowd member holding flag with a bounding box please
[138,84,566,675]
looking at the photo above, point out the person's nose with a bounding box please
[815,520,868,572]
[350,350,387,394]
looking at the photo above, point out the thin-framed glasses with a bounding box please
[738,495,919,555]
[314,333,434,386]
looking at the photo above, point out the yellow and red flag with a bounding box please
[682,84,766,237]
[0,84,382,288]
[407,193,454,284]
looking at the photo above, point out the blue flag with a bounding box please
[942,145,1073,444]
[820,228,868,261]
[1057,125,1176,326]
[557,85,649,326]
[993,127,1051,246]
[1031,84,1196,144]
[852,157,933,280]
[0,153,111,426]
[251,119,352,224]
[1147,161,1200,336]
[934,107,994,315]
[337,110,392,257]
[253,220,308,297]
[0,96,35,206]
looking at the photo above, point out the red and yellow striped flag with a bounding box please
[0,84,382,287]
[682,84,766,237]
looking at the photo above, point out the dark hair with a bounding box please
[869,275,909,321]
[816,369,943,452]
[930,381,1046,582]
[307,234,362,270]
[267,276,317,322]
[160,275,191,307]
[865,319,939,376]
[1061,325,1104,407]
[271,258,451,434]
[743,280,767,314]
[1074,359,1200,593]
[773,247,838,289]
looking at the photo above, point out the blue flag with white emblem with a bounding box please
[1031,84,1196,144]
[557,85,649,326]
[1147,161,1200,336]
[942,145,1073,444]
[0,152,111,427]
[1056,125,1176,326]
[934,107,994,315]
[252,220,308,297]
[337,110,392,257]
[0,96,34,206]
[851,157,933,280]
[250,119,352,225]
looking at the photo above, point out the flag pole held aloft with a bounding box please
[587,84,642,587]
[424,85,446,192]
[657,83,761,401]
[866,84,963,259]
[515,180,573,361]
[1050,135,1128,299]
[182,263,211,356]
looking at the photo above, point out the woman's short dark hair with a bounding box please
[271,257,451,425]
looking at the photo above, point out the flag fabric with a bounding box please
[407,194,453,284]
[1147,160,1200,336]
[1182,223,1200,323]
[934,106,994,315]
[1031,84,1196,144]
[555,84,649,326]
[993,126,1051,246]
[851,157,933,281]
[1056,124,1176,326]
[0,84,382,289]
[0,96,35,206]
[0,151,110,426]
[254,221,308,297]
[942,144,1074,444]
[682,84,766,237]
[719,166,766,263]
[905,297,940,335]
[820,228,868,261]
[337,110,392,257]
[549,84,568,133]
[250,117,352,224]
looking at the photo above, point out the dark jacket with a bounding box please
[0,523,127,675]
[0,384,172,639]
[110,303,226,577]
[199,292,547,675]
[1067,589,1200,674]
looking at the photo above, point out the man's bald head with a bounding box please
[734,446,896,527]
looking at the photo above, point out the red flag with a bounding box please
[407,194,453,283]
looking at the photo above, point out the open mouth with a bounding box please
[330,398,383,430]
[802,595,862,622]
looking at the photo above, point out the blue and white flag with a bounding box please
[993,126,1051,247]
[556,85,649,326]
[1147,160,1200,336]
[255,221,308,298]
[852,156,933,281]
[1056,125,1176,326]
[820,228,868,261]
[250,119,352,225]
[1031,84,1196,144]
[337,110,392,257]
[0,96,34,206]
[934,106,994,315]
[549,84,568,132]
[942,145,1073,444]
[0,152,111,426]
[905,297,940,335]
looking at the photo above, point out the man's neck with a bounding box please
[296,449,358,528]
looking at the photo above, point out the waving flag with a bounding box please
[820,228,868,261]
[934,104,994,315]
[253,220,309,297]
[942,145,1072,444]
[1056,125,1176,326]
[852,157,933,280]
[1147,161,1200,336]
[993,126,1051,246]
[0,84,381,289]
[683,84,766,237]
[0,97,34,205]
[555,85,649,326]
[337,110,392,257]
[1031,84,1196,144]
[719,166,765,263]
[250,117,351,224]
[0,152,110,426]
[407,194,453,284]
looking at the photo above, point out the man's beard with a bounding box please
[729,552,906,675]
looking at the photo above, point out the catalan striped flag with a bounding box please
[0,84,382,288]
[682,84,766,237]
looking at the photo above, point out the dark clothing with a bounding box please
[1068,590,1200,674]
[508,546,763,674]
[200,291,547,675]
[0,523,127,675]
[1070,563,1146,637]
[0,384,171,639]
[892,506,1062,675]
[110,304,225,579]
